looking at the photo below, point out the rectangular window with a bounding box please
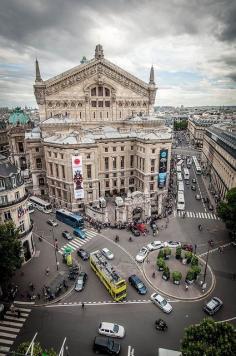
[105,101,110,107]
[105,147,108,152]
[98,101,103,107]
[131,146,133,150]
[112,157,117,169]
[0,195,8,204]
[63,191,67,199]
[52,187,55,195]
[57,189,61,198]
[55,164,59,177]
[121,146,124,151]
[19,220,25,233]
[48,151,51,157]
[131,171,134,175]
[91,87,96,96]
[54,152,57,158]
[130,155,134,168]
[121,179,124,186]
[91,101,97,107]
[105,88,110,96]
[15,191,20,200]
[87,154,91,159]
[150,183,154,191]
[60,153,64,159]
[113,173,117,177]
[152,149,155,154]
[121,156,125,169]
[105,181,109,188]
[105,157,109,170]
[113,180,117,187]
[151,159,155,166]
[87,165,92,179]
[0,179,5,190]
[88,183,92,188]
[4,211,11,221]
[98,86,103,96]
[105,173,109,178]
[18,142,24,153]
[36,147,39,152]
[113,147,116,152]
[129,178,134,184]
[151,166,154,172]
[62,165,65,179]
[49,163,53,176]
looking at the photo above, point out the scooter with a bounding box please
[155,319,168,331]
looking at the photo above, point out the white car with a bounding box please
[147,240,164,251]
[47,219,58,227]
[150,293,173,313]
[164,241,181,248]
[98,322,125,338]
[102,248,114,260]
[135,247,148,263]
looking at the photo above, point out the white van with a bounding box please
[115,197,124,207]
[99,197,106,208]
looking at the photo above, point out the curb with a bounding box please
[142,255,216,302]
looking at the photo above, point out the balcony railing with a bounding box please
[0,192,29,209]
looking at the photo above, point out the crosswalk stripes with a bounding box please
[58,229,97,255]
[0,306,31,355]
[174,210,220,220]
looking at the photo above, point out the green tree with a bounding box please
[17,341,57,356]
[191,255,199,267]
[0,221,22,287]
[172,271,182,283]
[181,318,236,356]
[157,249,164,259]
[217,187,236,237]
[157,257,166,270]
[191,265,201,279]
[176,246,182,259]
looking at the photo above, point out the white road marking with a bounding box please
[0,321,23,328]
[0,339,14,345]
[0,326,20,333]
[0,332,17,339]
[4,316,26,322]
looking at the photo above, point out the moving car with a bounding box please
[192,178,196,183]
[191,185,196,191]
[62,231,73,240]
[73,227,86,239]
[185,180,190,185]
[135,247,148,263]
[77,248,90,261]
[203,297,223,315]
[164,241,181,248]
[98,322,125,338]
[102,248,114,260]
[47,219,58,227]
[195,194,201,200]
[93,336,120,355]
[74,272,87,291]
[151,293,173,313]
[147,240,164,251]
[128,275,147,295]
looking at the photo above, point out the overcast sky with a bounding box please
[0,0,236,108]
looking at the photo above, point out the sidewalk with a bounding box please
[11,234,75,305]
[201,173,218,210]
[143,249,214,301]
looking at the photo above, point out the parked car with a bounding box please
[181,243,193,252]
[135,247,149,263]
[195,194,201,200]
[135,223,147,233]
[203,197,208,203]
[203,297,223,315]
[47,219,58,227]
[74,272,87,292]
[62,231,73,240]
[102,248,114,260]
[128,275,147,295]
[164,241,181,248]
[98,322,125,338]
[93,336,120,355]
[73,227,86,239]
[130,226,140,236]
[192,178,196,183]
[191,185,196,191]
[146,240,164,251]
[150,293,173,313]
[77,248,90,261]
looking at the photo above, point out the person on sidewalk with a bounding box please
[81,302,85,309]
[45,267,50,276]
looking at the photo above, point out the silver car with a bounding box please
[151,293,173,313]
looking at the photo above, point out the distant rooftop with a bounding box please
[206,123,236,159]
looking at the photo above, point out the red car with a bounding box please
[181,244,193,252]
[135,223,147,233]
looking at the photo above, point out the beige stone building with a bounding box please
[0,155,34,262]
[188,117,222,148]
[201,123,236,200]
[8,45,173,221]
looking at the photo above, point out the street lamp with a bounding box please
[51,227,59,271]
[202,245,210,287]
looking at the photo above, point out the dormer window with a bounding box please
[0,179,5,190]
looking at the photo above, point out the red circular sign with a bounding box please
[74,158,80,165]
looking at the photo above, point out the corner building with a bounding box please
[33,45,172,220]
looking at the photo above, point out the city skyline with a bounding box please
[0,0,236,108]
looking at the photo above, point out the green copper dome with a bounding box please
[8,107,29,125]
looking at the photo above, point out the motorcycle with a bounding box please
[155,319,168,331]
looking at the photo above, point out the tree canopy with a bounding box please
[217,187,236,235]
[0,221,22,287]
[174,120,188,131]
[181,318,236,356]
[16,341,57,356]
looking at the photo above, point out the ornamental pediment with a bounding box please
[43,59,150,98]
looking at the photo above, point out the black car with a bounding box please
[130,226,140,236]
[74,272,87,292]
[192,178,196,183]
[62,231,73,240]
[128,274,147,295]
[93,336,120,355]
[77,248,90,261]
[203,297,223,315]
[191,185,196,191]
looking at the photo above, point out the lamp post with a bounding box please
[203,245,210,286]
[51,227,59,271]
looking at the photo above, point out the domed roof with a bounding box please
[8,107,29,125]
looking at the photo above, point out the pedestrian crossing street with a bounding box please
[58,229,97,255]
[0,305,31,356]
[174,210,220,220]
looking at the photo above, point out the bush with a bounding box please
[163,247,171,259]
[185,251,192,263]
[176,246,182,259]
[172,271,182,282]
[191,265,201,279]
[157,257,166,271]
[17,342,57,356]
[186,269,195,282]
[191,255,199,267]
[158,249,164,259]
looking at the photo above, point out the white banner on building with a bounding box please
[72,156,84,199]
